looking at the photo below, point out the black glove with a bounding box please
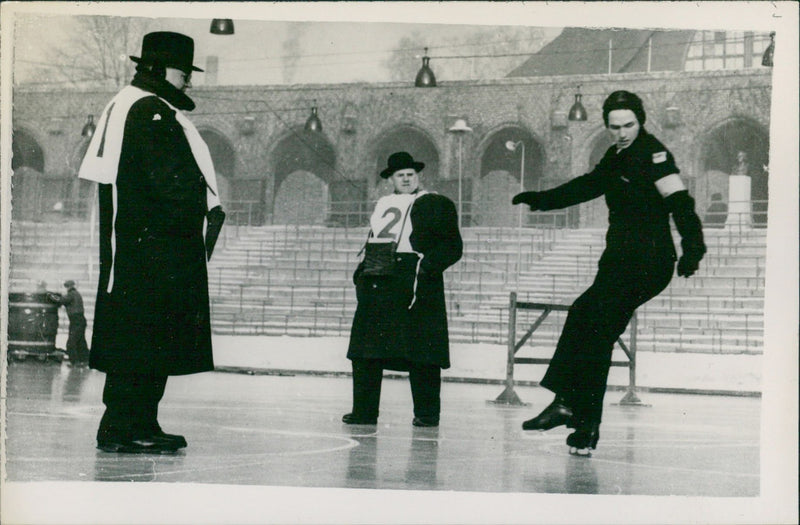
[352,265,363,285]
[676,254,700,277]
[205,206,226,261]
[511,191,542,210]
[665,190,706,278]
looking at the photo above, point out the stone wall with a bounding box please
[11,68,772,227]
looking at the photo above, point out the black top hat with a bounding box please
[130,31,203,74]
[380,152,425,179]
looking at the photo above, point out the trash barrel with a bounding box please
[7,293,60,359]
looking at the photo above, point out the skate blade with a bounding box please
[569,446,593,457]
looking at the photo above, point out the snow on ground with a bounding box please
[209,335,762,395]
[55,332,761,394]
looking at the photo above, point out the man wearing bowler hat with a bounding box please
[344,152,463,427]
[79,31,225,454]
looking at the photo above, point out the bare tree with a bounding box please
[382,31,430,83]
[282,22,311,85]
[18,16,151,90]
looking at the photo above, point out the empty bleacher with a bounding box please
[8,219,766,355]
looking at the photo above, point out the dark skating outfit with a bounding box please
[79,32,222,454]
[346,185,463,426]
[514,128,705,452]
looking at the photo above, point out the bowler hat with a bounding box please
[380,152,425,179]
[130,31,203,74]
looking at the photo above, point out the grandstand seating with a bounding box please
[8,219,766,354]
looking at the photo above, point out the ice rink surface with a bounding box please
[4,360,758,496]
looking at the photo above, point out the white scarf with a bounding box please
[78,85,220,292]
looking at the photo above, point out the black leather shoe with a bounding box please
[412,417,439,427]
[522,398,574,431]
[152,430,188,448]
[97,437,181,454]
[342,413,377,425]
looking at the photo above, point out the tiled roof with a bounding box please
[508,27,695,77]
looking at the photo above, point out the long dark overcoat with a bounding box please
[89,93,213,376]
[347,193,462,369]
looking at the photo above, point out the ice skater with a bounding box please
[511,90,706,455]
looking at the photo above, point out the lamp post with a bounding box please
[506,140,525,282]
[448,118,472,229]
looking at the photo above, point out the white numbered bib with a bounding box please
[368,191,426,253]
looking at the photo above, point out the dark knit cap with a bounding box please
[602,90,646,127]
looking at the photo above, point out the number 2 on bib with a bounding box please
[377,207,402,239]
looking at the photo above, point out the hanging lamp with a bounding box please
[415,47,437,87]
[81,115,96,138]
[568,85,588,122]
[210,19,235,35]
[305,103,323,132]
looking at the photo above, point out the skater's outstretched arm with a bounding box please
[512,160,611,211]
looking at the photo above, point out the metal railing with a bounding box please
[9,200,768,354]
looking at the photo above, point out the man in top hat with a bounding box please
[47,280,90,365]
[78,31,225,454]
[344,152,463,427]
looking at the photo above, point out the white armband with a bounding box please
[654,173,686,198]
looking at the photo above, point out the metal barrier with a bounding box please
[9,218,767,355]
[492,291,644,407]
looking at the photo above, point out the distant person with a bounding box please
[78,32,225,454]
[344,152,463,427]
[47,280,90,365]
[704,193,728,228]
[512,90,706,456]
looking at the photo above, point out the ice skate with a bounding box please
[566,423,599,457]
[522,397,574,431]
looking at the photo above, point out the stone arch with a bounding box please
[270,128,336,225]
[12,127,45,172]
[198,127,235,209]
[11,128,45,219]
[370,124,440,198]
[474,124,544,227]
[69,137,96,219]
[579,128,615,228]
[696,117,769,226]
